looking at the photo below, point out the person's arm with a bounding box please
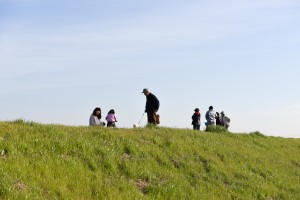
[225,116,230,124]
[145,98,148,113]
[89,115,96,126]
[226,116,230,123]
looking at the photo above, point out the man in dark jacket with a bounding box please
[142,88,160,125]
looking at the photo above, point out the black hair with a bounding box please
[92,107,101,119]
[209,106,213,110]
[108,109,115,114]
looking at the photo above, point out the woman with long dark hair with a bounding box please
[215,112,222,126]
[89,107,105,126]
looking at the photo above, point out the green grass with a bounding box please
[206,125,228,133]
[0,121,299,199]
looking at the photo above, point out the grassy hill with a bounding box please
[0,120,299,199]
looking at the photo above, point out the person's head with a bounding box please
[194,108,199,113]
[142,88,150,96]
[221,111,225,116]
[216,112,219,116]
[92,107,101,119]
[209,106,213,110]
[108,109,115,114]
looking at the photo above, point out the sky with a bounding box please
[1,0,300,138]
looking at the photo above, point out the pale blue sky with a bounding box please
[1,0,300,137]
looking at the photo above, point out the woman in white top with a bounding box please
[89,107,105,126]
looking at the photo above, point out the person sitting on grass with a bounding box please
[89,107,105,126]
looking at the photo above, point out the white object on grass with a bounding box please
[133,124,139,128]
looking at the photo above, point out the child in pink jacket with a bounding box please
[105,109,118,127]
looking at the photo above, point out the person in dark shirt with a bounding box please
[142,88,160,125]
[215,112,222,126]
[191,108,201,130]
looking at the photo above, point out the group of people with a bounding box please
[89,88,230,130]
[89,108,118,127]
[89,88,160,128]
[192,106,231,130]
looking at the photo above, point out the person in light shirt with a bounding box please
[89,107,105,126]
[220,111,230,130]
[205,106,215,128]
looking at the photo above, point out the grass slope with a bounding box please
[0,121,299,199]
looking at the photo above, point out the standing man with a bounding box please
[205,106,215,128]
[142,88,160,125]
